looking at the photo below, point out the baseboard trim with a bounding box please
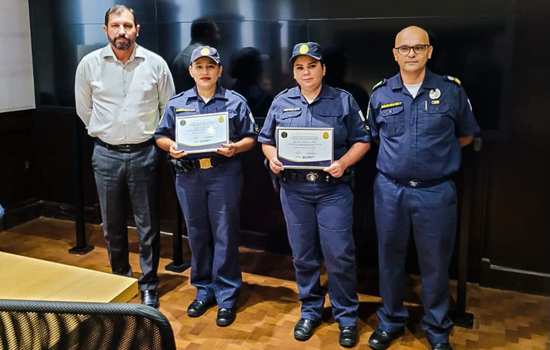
[481,258,550,296]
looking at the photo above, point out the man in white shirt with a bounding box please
[75,4,175,308]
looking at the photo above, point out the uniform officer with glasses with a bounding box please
[366,26,480,350]
[259,42,370,347]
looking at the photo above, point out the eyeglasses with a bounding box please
[394,44,431,55]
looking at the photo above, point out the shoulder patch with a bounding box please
[445,75,462,85]
[372,79,386,92]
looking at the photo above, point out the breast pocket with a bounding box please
[315,107,343,127]
[277,110,302,127]
[422,102,454,134]
[377,105,405,137]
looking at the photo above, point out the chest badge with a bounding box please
[429,88,441,100]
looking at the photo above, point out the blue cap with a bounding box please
[289,42,322,63]
[190,45,221,64]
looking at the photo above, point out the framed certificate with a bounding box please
[175,112,229,153]
[276,127,333,169]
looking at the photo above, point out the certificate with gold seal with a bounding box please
[276,127,333,169]
[175,112,229,153]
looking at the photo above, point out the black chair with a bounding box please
[0,299,176,350]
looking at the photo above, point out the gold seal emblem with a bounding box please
[218,115,225,123]
[299,44,309,54]
[322,131,329,139]
[200,47,210,56]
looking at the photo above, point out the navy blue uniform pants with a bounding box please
[374,173,456,344]
[175,159,242,308]
[280,181,358,327]
[92,143,160,291]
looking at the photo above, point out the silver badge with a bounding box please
[429,88,441,100]
[306,172,319,182]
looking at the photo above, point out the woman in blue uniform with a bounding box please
[258,42,371,347]
[155,46,257,327]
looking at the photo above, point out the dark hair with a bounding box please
[104,5,138,26]
[190,17,219,44]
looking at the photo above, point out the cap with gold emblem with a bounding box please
[289,42,322,64]
[190,45,221,64]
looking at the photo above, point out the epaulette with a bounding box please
[227,89,247,103]
[273,88,289,99]
[168,91,185,100]
[445,75,461,85]
[371,79,386,92]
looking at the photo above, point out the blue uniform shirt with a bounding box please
[155,85,257,157]
[368,70,480,181]
[258,84,370,159]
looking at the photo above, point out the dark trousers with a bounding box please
[374,173,456,344]
[174,159,242,308]
[92,143,160,291]
[280,181,358,327]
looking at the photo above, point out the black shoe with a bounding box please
[216,307,236,327]
[187,299,215,317]
[432,342,453,350]
[294,318,321,341]
[141,289,159,308]
[368,328,404,350]
[339,325,358,348]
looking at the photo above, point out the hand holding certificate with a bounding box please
[175,112,229,153]
[276,127,334,169]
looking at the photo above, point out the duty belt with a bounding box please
[381,172,450,188]
[171,156,228,172]
[281,170,351,184]
[95,138,154,153]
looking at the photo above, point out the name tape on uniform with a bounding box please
[380,101,403,110]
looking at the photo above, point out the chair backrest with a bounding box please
[0,299,176,350]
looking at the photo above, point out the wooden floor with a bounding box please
[1,217,549,350]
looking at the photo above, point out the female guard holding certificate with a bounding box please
[258,42,370,347]
[155,46,256,327]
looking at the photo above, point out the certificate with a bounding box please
[276,127,333,169]
[175,112,229,153]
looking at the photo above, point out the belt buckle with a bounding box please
[199,158,212,169]
[119,144,132,152]
[305,171,319,183]
[408,179,419,187]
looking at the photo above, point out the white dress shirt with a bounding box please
[75,44,175,145]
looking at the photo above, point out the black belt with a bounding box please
[282,169,351,184]
[381,172,450,188]
[171,156,228,172]
[95,138,154,153]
